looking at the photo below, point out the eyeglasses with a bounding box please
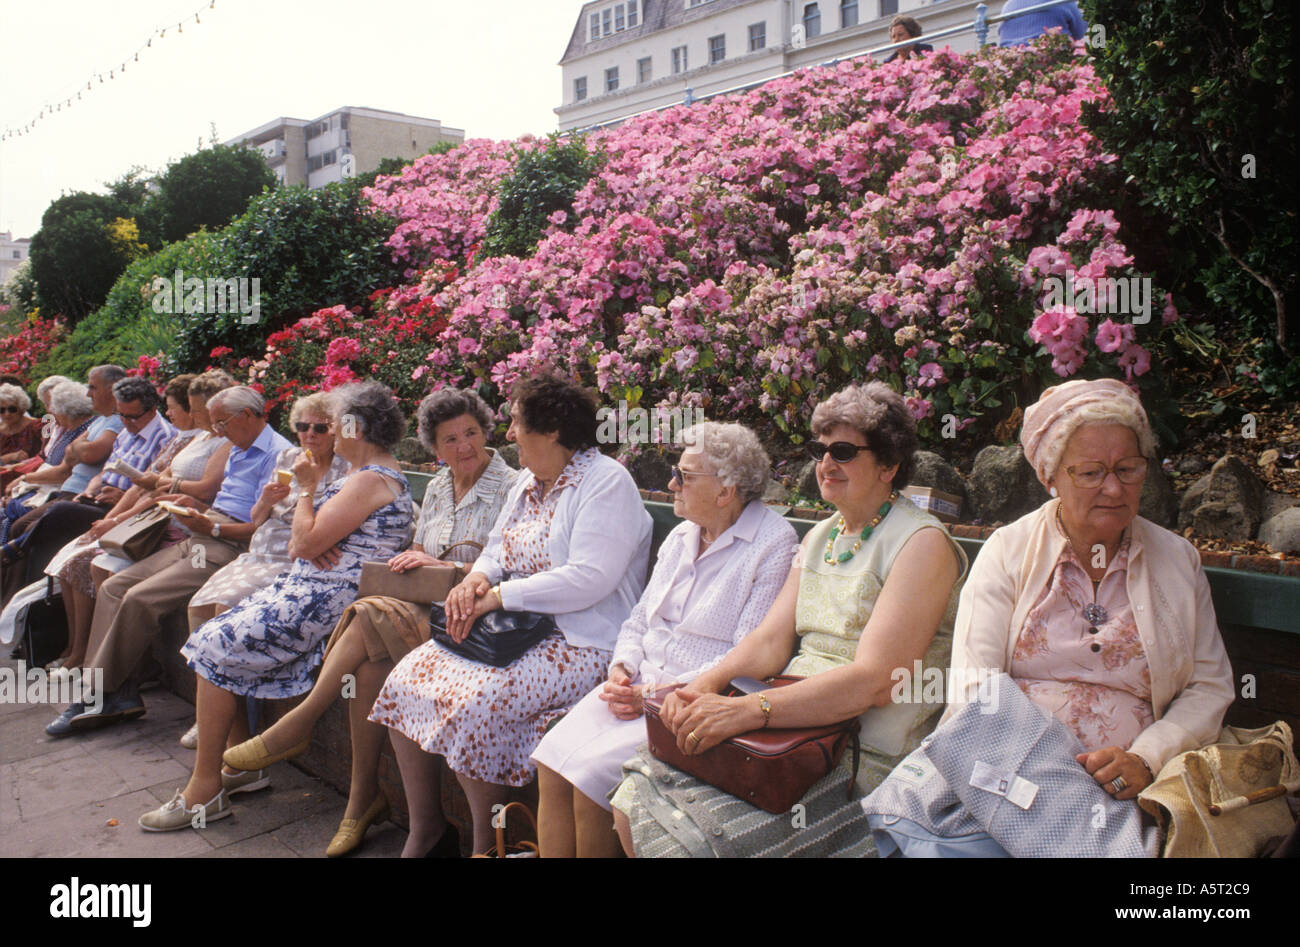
[1062,457,1149,489]
[294,422,330,434]
[670,465,716,485]
[0,405,21,415]
[806,441,873,463]
[210,411,241,432]
[118,407,150,421]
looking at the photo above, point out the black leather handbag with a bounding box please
[428,601,556,668]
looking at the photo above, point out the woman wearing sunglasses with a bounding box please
[611,382,967,857]
[947,379,1232,803]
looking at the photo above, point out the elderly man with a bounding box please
[1,370,173,610]
[47,386,291,735]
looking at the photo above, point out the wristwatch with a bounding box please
[491,584,503,608]
[210,521,222,539]
[757,693,773,728]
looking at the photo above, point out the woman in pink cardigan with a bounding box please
[950,379,1234,797]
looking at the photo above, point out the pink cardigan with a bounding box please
[949,499,1234,773]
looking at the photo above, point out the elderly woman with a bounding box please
[611,382,967,858]
[139,381,413,831]
[0,383,42,467]
[531,421,797,857]
[949,378,1233,800]
[222,388,518,855]
[368,373,651,857]
[2,381,94,503]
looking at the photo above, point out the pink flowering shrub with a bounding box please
[349,37,1179,443]
[0,317,65,386]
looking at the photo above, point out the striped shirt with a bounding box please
[100,412,176,490]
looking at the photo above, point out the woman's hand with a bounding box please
[1076,746,1152,801]
[292,451,321,493]
[261,480,292,506]
[671,692,765,755]
[444,572,496,643]
[599,665,643,720]
[388,548,440,572]
[131,470,161,491]
[81,517,120,543]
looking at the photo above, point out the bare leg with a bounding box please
[537,764,576,858]
[613,806,636,858]
[389,728,447,857]
[59,581,94,666]
[183,677,237,806]
[257,618,370,757]
[342,657,393,819]
[455,773,510,854]
[574,790,624,858]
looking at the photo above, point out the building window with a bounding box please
[803,4,821,39]
[841,0,858,28]
[590,12,600,39]
[686,0,715,7]
[605,66,620,92]
[627,0,638,27]
[637,56,652,83]
[615,4,625,30]
[671,45,688,73]
[748,22,766,51]
[708,34,726,64]
[881,0,898,15]
[602,8,612,33]
[574,76,588,101]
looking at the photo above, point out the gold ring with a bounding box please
[688,731,700,745]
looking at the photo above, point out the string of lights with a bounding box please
[1,1,219,142]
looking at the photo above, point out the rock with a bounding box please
[795,460,821,502]
[762,478,790,504]
[617,445,673,492]
[908,450,967,502]
[496,443,520,469]
[394,436,433,465]
[1138,460,1178,527]
[1259,508,1300,554]
[1175,455,1209,476]
[1177,454,1265,540]
[967,445,1049,524]
[1262,489,1300,522]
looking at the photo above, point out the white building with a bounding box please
[0,232,31,286]
[226,107,465,189]
[557,0,986,130]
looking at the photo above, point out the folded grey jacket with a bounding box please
[862,672,1160,858]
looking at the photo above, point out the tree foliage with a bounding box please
[1082,0,1297,389]
[152,144,277,244]
[27,192,140,324]
[480,134,599,259]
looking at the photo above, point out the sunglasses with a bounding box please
[118,408,150,421]
[0,405,21,415]
[805,441,873,463]
[294,422,330,434]
[670,465,716,485]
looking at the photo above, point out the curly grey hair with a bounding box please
[417,388,494,451]
[678,421,771,505]
[112,377,161,411]
[37,375,73,405]
[0,383,31,414]
[332,381,406,451]
[289,391,336,426]
[810,382,918,489]
[47,381,94,419]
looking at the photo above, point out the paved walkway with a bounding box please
[0,655,404,858]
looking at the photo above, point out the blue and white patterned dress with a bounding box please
[182,464,413,699]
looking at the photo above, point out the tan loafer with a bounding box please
[326,795,391,858]
[222,734,310,772]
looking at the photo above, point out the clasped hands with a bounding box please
[442,572,501,643]
[1076,746,1152,800]
[657,683,763,756]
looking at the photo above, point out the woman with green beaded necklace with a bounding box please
[612,382,969,857]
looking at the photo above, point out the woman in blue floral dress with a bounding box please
[140,382,413,832]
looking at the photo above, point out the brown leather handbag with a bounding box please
[97,506,173,561]
[643,675,861,815]
[357,562,464,604]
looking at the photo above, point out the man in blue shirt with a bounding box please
[49,386,292,735]
[998,0,1086,47]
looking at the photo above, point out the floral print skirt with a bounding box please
[369,632,609,787]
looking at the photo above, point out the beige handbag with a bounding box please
[1138,721,1299,858]
[97,506,173,560]
[357,562,464,604]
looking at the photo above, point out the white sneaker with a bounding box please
[179,722,199,749]
[138,789,232,832]
[222,767,271,796]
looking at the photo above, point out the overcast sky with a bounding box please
[0,0,584,237]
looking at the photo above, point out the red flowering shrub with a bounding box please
[0,317,66,386]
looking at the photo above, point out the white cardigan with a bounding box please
[472,451,651,651]
[950,499,1235,773]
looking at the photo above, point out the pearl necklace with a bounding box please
[825,491,897,565]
